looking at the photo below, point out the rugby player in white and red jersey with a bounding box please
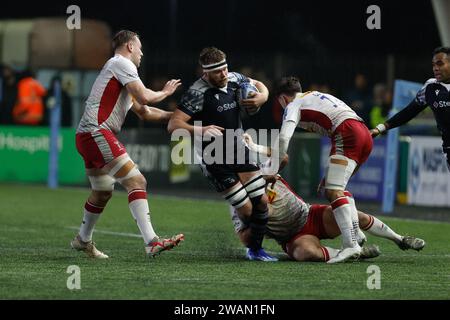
[264,77,373,263]
[230,175,425,262]
[71,30,184,259]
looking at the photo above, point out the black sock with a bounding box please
[248,208,268,250]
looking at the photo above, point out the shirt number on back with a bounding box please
[319,94,338,108]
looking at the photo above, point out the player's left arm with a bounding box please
[258,121,296,178]
[131,102,173,123]
[274,120,297,167]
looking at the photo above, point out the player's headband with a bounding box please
[202,59,227,72]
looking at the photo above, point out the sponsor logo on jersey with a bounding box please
[433,100,450,108]
[216,101,237,112]
[266,188,277,204]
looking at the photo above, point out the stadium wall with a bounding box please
[2,126,448,208]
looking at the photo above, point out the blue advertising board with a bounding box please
[382,80,423,213]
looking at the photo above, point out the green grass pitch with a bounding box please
[1,184,449,300]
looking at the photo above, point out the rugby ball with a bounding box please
[238,82,260,117]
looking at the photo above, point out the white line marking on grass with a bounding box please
[66,226,281,256]
[57,186,223,204]
[66,226,142,238]
[65,226,449,258]
[377,216,450,225]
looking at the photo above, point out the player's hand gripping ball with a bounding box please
[238,82,260,118]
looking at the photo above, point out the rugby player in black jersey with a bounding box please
[168,47,276,261]
[372,47,450,170]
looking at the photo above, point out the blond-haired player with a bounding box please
[72,30,183,259]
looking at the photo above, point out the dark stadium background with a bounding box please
[1,0,440,127]
[0,0,439,54]
[0,0,439,113]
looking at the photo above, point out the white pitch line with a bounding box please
[66,227,450,258]
[66,226,282,256]
[376,216,450,225]
[66,226,142,238]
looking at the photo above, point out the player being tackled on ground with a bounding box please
[72,30,184,259]
[230,174,425,263]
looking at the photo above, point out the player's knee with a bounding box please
[90,190,112,206]
[325,189,344,202]
[295,246,323,262]
[236,201,253,219]
[121,173,147,191]
[358,211,370,227]
[258,193,268,208]
[250,193,268,211]
[291,246,306,261]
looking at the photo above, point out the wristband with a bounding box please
[375,123,386,133]
[255,144,268,155]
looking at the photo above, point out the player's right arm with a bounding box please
[131,101,173,123]
[126,79,181,106]
[112,56,181,105]
[270,102,300,171]
[167,88,224,136]
[167,109,224,136]
[371,80,432,137]
[371,99,427,137]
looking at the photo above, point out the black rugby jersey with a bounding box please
[387,78,450,147]
[178,72,248,129]
[178,72,251,162]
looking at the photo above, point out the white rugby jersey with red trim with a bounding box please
[283,91,363,136]
[230,178,310,244]
[77,54,141,134]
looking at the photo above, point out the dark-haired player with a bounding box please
[230,175,425,263]
[266,77,373,263]
[372,47,450,171]
[168,47,275,261]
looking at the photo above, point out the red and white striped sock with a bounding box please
[321,246,340,262]
[128,189,157,244]
[331,196,359,248]
[79,201,104,242]
[362,215,402,242]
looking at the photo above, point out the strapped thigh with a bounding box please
[88,174,116,191]
[106,154,141,183]
[325,155,357,190]
[243,174,266,199]
[223,182,249,209]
